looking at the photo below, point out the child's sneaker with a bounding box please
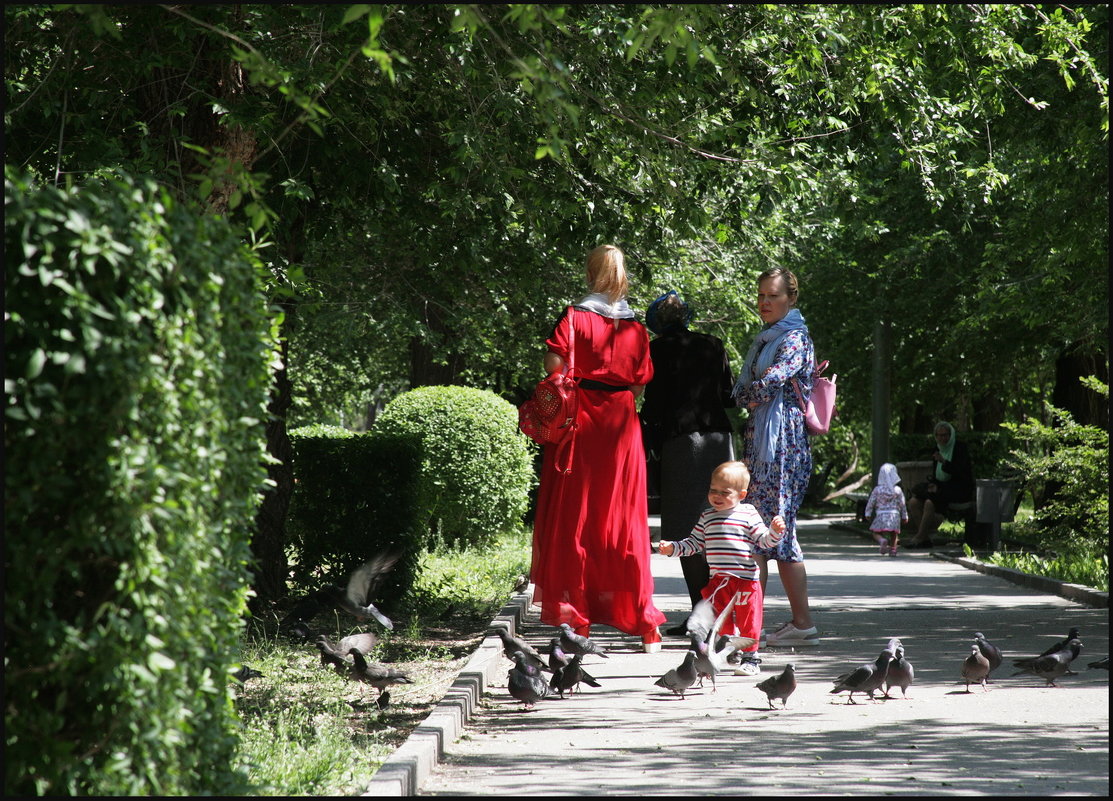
[734,654,761,676]
[889,546,899,557]
[878,537,889,554]
[765,623,820,647]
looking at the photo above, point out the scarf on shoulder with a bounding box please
[935,421,956,482]
[731,308,808,466]
[574,292,636,320]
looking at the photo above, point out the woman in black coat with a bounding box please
[905,421,974,548]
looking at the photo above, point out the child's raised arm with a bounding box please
[770,515,786,535]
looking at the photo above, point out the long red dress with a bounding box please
[530,306,667,636]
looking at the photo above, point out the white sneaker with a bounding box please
[766,623,820,646]
[734,657,761,676]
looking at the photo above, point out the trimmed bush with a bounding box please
[4,169,275,794]
[373,386,534,549]
[286,427,424,605]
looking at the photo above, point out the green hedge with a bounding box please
[373,386,534,549]
[286,426,424,605]
[4,169,275,794]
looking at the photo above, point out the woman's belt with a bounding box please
[577,378,630,392]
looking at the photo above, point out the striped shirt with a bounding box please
[669,504,783,581]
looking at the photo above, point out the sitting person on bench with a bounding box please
[905,421,974,548]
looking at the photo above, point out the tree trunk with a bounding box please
[1051,345,1109,429]
[408,301,464,387]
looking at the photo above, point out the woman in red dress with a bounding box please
[530,245,666,652]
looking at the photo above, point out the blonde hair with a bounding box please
[586,245,629,304]
[711,460,751,492]
[758,267,799,300]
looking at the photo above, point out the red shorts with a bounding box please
[700,574,763,653]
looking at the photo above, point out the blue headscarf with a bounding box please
[645,290,691,335]
[731,308,809,465]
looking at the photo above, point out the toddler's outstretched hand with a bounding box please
[657,541,675,556]
[770,515,787,534]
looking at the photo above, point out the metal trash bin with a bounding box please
[976,479,1019,523]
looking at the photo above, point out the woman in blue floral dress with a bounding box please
[732,268,818,651]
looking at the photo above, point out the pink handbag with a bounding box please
[792,359,836,435]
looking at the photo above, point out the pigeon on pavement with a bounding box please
[508,651,551,709]
[1039,626,1081,657]
[1086,656,1108,671]
[973,632,1003,678]
[962,644,991,692]
[493,625,551,672]
[831,646,895,704]
[558,623,609,658]
[548,638,573,673]
[756,663,797,709]
[884,644,915,699]
[347,647,413,701]
[1011,638,1083,686]
[550,653,601,698]
[654,650,699,699]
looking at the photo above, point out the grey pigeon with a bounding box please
[1012,638,1082,686]
[558,623,609,658]
[232,665,264,683]
[550,653,601,698]
[654,650,699,699]
[1087,656,1108,671]
[961,644,991,692]
[493,625,551,672]
[283,553,400,631]
[548,638,573,674]
[831,647,895,704]
[507,651,550,709]
[315,637,351,673]
[1039,626,1081,657]
[973,632,1003,677]
[756,663,796,709]
[512,574,530,593]
[347,647,413,700]
[376,690,392,710]
[685,591,756,691]
[884,644,915,699]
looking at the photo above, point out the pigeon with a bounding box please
[684,591,756,691]
[1039,626,1081,657]
[376,690,392,710]
[493,625,551,672]
[282,553,400,631]
[756,663,797,709]
[315,637,351,673]
[347,647,413,700]
[548,638,573,674]
[1011,638,1083,686]
[558,623,609,658]
[973,632,1003,678]
[512,574,530,593]
[232,665,264,683]
[884,644,915,699]
[1087,656,1109,671]
[961,644,991,692]
[507,651,550,709]
[550,653,601,698]
[831,646,895,704]
[654,650,699,699]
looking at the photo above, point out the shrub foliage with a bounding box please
[4,169,275,794]
[373,386,534,549]
[285,426,425,605]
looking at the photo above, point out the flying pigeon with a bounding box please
[684,592,756,691]
[550,653,601,698]
[315,637,351,673]
[493,625,550,672]
[961,644,991,692]
[973,632,1003,678]
[831,646,895,704]
[347,647,413,700]
[756,663,797,709]
[884,644,915,699]
[1011,638,1082,686]
[282,553,400,631]
[654,650,699,699]
[558,623,609,658]
[507,651,551,709]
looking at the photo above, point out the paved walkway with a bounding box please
[373,518,1109,796]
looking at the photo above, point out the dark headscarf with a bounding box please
[646,290,691,336]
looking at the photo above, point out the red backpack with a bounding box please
[518,308,579,472]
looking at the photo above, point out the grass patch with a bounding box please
[232,527,531,795]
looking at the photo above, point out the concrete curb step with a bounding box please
[362,589,533,796]
[829,520,1108,609]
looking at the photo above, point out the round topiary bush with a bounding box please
[374,385,534,549]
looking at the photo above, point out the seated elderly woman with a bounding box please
[904,421,974,548]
